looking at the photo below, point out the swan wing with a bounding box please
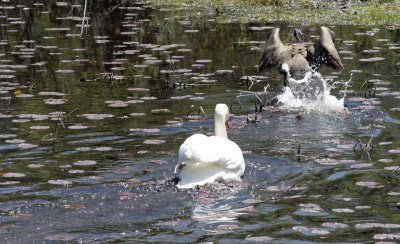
[176,134,245,189]
[178,134,221,165]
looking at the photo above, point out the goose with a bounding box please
[174,104,245,189]
[258,26,343,87]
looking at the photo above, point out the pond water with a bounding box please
[1,1,400,243]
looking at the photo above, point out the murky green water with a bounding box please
[0,1,400,243]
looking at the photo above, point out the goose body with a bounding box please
[258,26,343,86]
[175,104,245,189]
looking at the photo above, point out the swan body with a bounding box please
[175,104,245,189]
[258,26,343,86]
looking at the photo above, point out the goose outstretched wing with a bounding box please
[307,26,343,71]
[258,28,290,72]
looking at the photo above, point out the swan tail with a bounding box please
[176,163,226,189]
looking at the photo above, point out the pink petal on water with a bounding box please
[0,134,17,139]
[5,139,25,144]
[82,114,114,120]
[378,159,393,163]
[148,159,168,165]
[332,208,354,213]
[12,119,30,123]
[379,141,393,145]
[130,128,161,133]
[298,203,323,213]
[27,164,44,169]
[73,160,97,166]
[10,212,32,221]
[30,125,50,130]
[55,69,74,74]
[388,149,400,154]
[337,144,355,149]
[356,181,384,188]
[39,91,67,96]
[129,112,146,117]
[245,236,274,242]
[321,222,349,229]
[143,139,166,145]
[350,163,373,169]
[63,203,85,209]
[3,172,25,178]
[45,234,74,241]
[68,124,89,130]
[94,147,113,152]
[75,147,91,152]
[384,166,399,171]
[156,219,182,228]
[151,109,171,114]
[355,223,382,229]
[140,96,157,100]
[44,98,67,105]
[118,191,136,200]
[18,143,38,149]
[48,180,72,186]
[292,226,309,232]
[68,170,85,174]
[315,158,339,165]
[127,87,149,92]
[355,205,371,210]
[16,94,34,98]
[311,229,330,235]
[107,101,129,108]
[125,100,144,105]
[0,181,20,185]
[171,95,193,100]
[373,233,400,240]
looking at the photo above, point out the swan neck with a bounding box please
[214,115,227,139]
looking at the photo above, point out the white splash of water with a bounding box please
[276,72,345,113]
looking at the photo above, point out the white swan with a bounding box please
[174,104,245,189]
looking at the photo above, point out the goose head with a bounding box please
[293,28,303,43]
[214,104,230,139]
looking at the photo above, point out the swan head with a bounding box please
[214,104,230,138]
[215,103,229,122]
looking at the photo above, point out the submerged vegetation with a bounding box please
[150,0,400,26]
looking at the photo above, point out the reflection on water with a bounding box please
[0,1,399,243]
[192,193,250,224]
